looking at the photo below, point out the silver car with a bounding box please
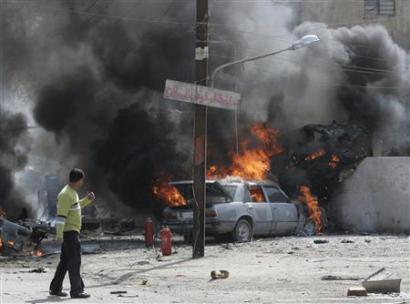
[162,177,317,242]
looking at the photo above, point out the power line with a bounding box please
[206,29,408,64]
[15,0,409,30]
[13,0,410,61]
[207,11,409,42]
[207,35,410,75]
[9,1,409,80]
[210,53,410,90]
[213,47,408,75]
[7,0,384,2]
[17,2,195,27]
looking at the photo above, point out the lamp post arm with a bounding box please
[210,46,291,88]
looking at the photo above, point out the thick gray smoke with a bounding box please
[29,1,197,215]
[224,9,410,152]
[293,23,410,153]
[1,1,409,217]
[0,109,31,217]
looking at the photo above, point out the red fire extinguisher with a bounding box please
[160,226,173,256]
[144,217,154,247]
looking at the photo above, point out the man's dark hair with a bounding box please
[69,168,85,183]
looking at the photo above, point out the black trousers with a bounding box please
[49,231,84,295]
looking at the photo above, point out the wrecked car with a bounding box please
[0,218,32,254]
[162,177,324,242]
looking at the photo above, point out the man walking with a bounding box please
[49,168,95,299]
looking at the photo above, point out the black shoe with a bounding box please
[49,290,68,297]
[71,292,91,299]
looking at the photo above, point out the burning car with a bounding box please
[0,218,32,254]
[160,177,324,242]
[0,208,50,256]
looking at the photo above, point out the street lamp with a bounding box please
[210,34,320,87]
[290,34,321,50]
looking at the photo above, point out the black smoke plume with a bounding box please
[30,1,199,215]
[0,110,30,217]
[1,1,409,218]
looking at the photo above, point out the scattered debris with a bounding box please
[118,294,138,298]
[364,267,385,281]
[110,291,127,295]
[31,246,45,257]
[362,279,401,294]
[29,267,47,273]
[82,244,103,254]
[341,239,354,244]
[210,270,229,280]
[221,244,233,250]
[347,286,368,297]
[140,279,148,285]
[0,214,54,258]
[22,219,51,247]
[0,219,32,254]
[362,267,401,294]
[313,239,328,244]
[322,275,361,281]
[102,219,138,236]
[364,239,371,243]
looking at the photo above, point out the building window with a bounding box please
[365,0,396,16]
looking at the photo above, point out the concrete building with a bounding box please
[297,0,410,50]
[329,157,410,233]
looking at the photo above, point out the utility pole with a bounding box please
[192,0,208,258]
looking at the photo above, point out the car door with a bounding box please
[263,186,299,235]
[244,184,273,235]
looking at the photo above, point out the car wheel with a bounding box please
[302,218,316,236]
[233,219,253,243]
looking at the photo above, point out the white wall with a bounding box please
[329,157,410,233]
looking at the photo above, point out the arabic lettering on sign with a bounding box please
[163,80,240,110]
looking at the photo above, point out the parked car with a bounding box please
[162,177,323,242]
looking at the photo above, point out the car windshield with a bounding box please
[171,183,236,208]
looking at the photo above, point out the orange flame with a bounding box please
[0,208,6,218]
[32,248,45,257]
[207,123,283,181]
[7,240,14,247]
[249,186,265,202]
[298,185,322,233]
[305,149,326,161]
[0,238,3,251]
[207,165,229,180]
[230,149,271,180]
[329,154,341,168]
[153,182,187,207]
[250,123,283,157]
